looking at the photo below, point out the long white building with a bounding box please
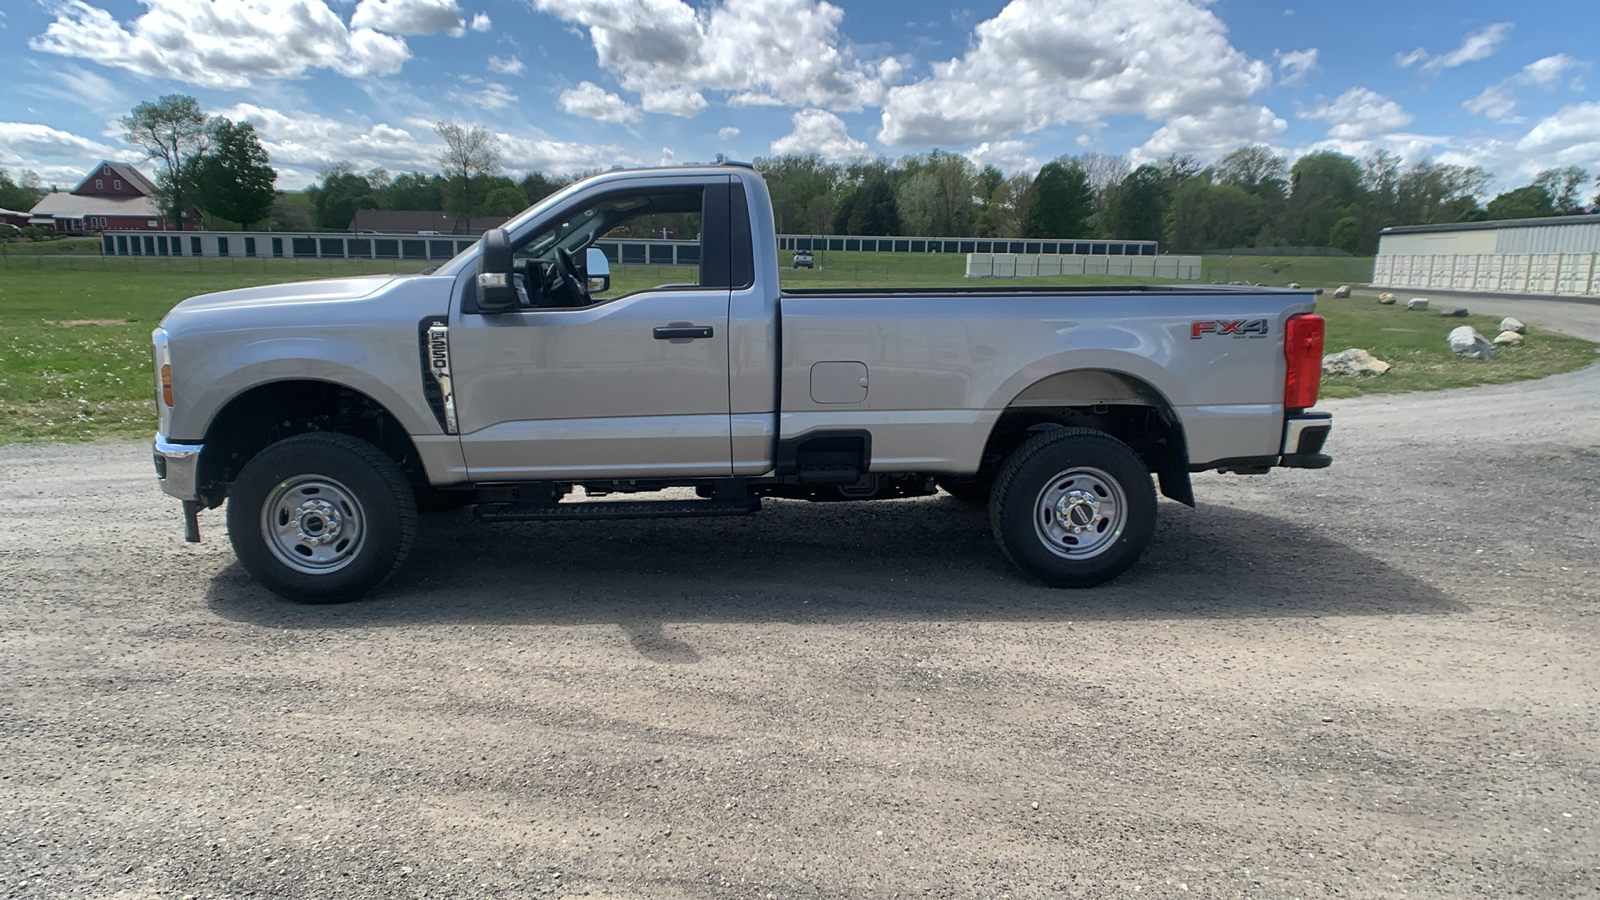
[1374,215,1600,297]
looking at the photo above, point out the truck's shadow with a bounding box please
[204,497,1463,637]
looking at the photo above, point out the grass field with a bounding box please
[0,256,1593,444]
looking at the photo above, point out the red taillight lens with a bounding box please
[1284,313,1324,411]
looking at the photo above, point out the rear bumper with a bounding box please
[1279,410,1332,468]
[1190,410,1332,473]
[152,434,204,501]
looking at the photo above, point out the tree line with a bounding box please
[750,149,1599,255]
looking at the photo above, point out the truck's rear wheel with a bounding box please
[989,428,1155,588]
[227,433,417,604]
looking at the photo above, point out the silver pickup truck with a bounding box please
[152,163,1332,603]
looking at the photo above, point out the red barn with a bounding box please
[27,162,181,235]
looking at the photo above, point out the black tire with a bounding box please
[226,433,418,604]
[936,476,993,505]
[989,428,1156,588]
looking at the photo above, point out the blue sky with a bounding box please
[2,0,1597,193]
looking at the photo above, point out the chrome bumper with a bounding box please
[152,435,204,501]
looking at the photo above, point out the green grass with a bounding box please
[1316,298,1597,398]
[1,237,106,255]
[0,254,1592,444]
[1200,255,1374,288]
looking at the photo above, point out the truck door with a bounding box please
[449,179,740,480]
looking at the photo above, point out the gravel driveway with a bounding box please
[3,361,1598,898]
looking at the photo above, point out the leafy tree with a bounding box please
[191,118,276,227]
[313,168,378,230]
[832,169,900,235]
[1533,166,1590,212]
[1328,216,1361,255]
[1215,145,1288,196]
[482,184,529,216]
[434,122,501,232]
[1022,159,1093,238]
[121,94,210,229]
[385,172,444,210]
[1166,177,1263,251]
[1486,185,1556,220]
[1104,165,1169,241]
[755,154,841,234]
[0,168,46,211]
[519,172,571,205]
[896,151,977,236]
[1282,151,1363,246]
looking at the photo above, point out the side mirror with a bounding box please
[476,227,517,314]
[585,246,611,294]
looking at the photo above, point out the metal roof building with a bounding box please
[1374,215,1600,296]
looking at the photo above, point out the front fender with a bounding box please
[169,335,439,441]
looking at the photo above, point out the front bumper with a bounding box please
[152,435,204,501]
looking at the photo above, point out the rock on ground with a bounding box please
[1500,317,1527,334]
[1378,292,1397,304]
[1494,330,1525,346]
[1322,348,1392,376]
[1407,298,1430,311]
[1333,285,1352,298]
[1438,306,1470,317]
[1449,325,1495,359]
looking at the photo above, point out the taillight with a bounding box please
[1284,313,1324,411]
[160,364,173,407]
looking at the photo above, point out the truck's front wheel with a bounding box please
[989,428,1155,588]
[227,433,418,604]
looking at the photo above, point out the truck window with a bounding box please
[512,187,705,308]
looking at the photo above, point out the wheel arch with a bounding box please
[194,379,428,507]
[981,367,1194,507]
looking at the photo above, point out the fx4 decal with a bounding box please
[1192,319,1270,339]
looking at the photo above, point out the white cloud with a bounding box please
[452,82,517,110]
[1464,54,1587,121]
[1301,87,1412,140]
[877,0,1274,147]
[559,82,641,123]
[0,121,130,166]
[30,0,410,89]
[351,0,463,35]
[529,0,888,113]
[962,140,1040,176]
[769,108,868,160]
[487,54,524,75]
[1274,48,1318,87]
[497,133,641,175]
[716,126,740,140]
[1138,105,1287,162]
[1397,22,1512,73]
[470,12,490,32]
[1516,102,1600,170]
[641,86,709,118]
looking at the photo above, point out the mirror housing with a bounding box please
[476,228,517,314]
[585,247,611,294]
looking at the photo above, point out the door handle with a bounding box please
[653,325,714,340]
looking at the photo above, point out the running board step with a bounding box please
[475,496,761,522]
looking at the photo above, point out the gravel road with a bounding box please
[3,362,1598,898]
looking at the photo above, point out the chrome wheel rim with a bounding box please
[261,475,366,575]
[1032,466,1127,559]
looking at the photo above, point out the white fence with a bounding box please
[1374,253,1600,297]
[966,253,1201,280]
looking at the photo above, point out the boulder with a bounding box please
[1494,330,1524,346]
[1322,348,1392,377]
[1499,317,1526,334]
[1406,297,1429,311]
[1287,282,1302,289]
[1333,285,1352,298]
[1448,326,1494,360]
[1437,306,1469,317]
[1378,292,1397,305]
